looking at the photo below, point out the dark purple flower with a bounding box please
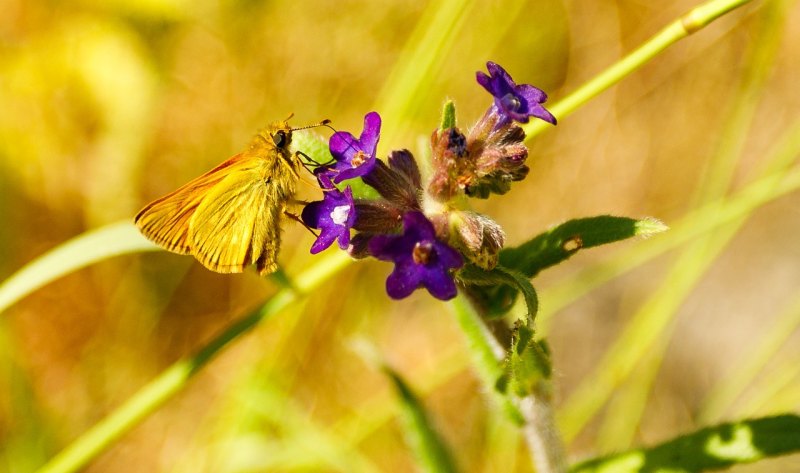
[325,111,381,183]
[476,61,556,127]
[302,186,356,254]
[369,212,463,300]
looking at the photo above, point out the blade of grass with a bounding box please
[735,355,800,419]
[557,231,727,443]
[539,130,800,332]
[449,295,567,473]
[383,365,460,473]
[232,380,382,473]
[590,0,791,449]
[373,0,476,147]
[34,251,351,473]
[700,293,800,422]
[0,222,158,314]
[523,0,755,140]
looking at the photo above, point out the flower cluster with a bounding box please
[302,62,555,300]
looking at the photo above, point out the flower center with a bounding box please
[412,241,434,265]
[351,150,368,167]
[500,93,521,112]
[330,205,351,226]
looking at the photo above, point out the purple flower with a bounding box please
[301,186,356,254]
[369,212,463,300]
[476,61,556,127]
[325,111,381,183]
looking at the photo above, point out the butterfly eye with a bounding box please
[272,130,288,148]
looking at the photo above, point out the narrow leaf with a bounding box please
[570,414,800,473]
[440,100,457,129]
[0,222,158,314]
[498,325,552,398]
[383,366,459,473]
[460,264,539,320]
[500,216,667,279]
[469,216,665,317]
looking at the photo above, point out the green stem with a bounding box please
[523,0,754,140]
[448,295,566,473]
[35,251,352,473]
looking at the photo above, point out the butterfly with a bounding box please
[135,119,328,275]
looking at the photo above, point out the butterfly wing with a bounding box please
[135,154,252,254]
[187,160,286,275]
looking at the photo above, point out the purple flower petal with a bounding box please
[302,186,356,254]
[368,211,463,301]
[329,132,359,161]
[335,155,377,183]
[386,262,422,299]
[477,61,556,128]
[314,167,337,190]
[359,111,381,153]
[327,111,382,183]
[420,264,458,300]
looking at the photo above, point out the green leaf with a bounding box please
[344,177,383,200]
[294,129,333,167]
[440,100,456,130]
[498,325,552,398]
[383,366,459,473]
[569,414,800,473]
[501,215,667,279]
[459,264,539,320]
[471,216,666,317]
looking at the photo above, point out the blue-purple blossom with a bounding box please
[476,61,556,127]
[325,111,381,183]
[368,212,463,300]
[301,186,356,254]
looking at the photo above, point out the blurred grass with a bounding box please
[1,0,799,472]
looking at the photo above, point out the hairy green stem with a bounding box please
[449,295,566,473]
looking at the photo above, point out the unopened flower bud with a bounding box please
[428,127,471,202]
[448,210,505,269]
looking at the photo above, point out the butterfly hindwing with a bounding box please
[188,160,285,275]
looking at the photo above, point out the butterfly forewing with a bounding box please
[135,156,250,253]
[134,120,300,275]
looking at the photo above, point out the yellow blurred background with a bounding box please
[1,0,799,471]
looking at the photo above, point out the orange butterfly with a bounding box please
[135,119,327,275]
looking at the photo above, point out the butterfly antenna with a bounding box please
[290,119,332,132]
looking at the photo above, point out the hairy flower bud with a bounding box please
[448,210,506,269]
[428,127,471,202]
[464,123,529,198]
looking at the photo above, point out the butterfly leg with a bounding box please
[284,210,319,237]
[296,151,335,172]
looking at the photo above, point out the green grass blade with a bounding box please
[448,294,523,424]
[700,293,800,422]
[384,365,460,473]
[34,251,352,473]
[0,221,158,314]
[523,0,754,140]
[373,0,475,146]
